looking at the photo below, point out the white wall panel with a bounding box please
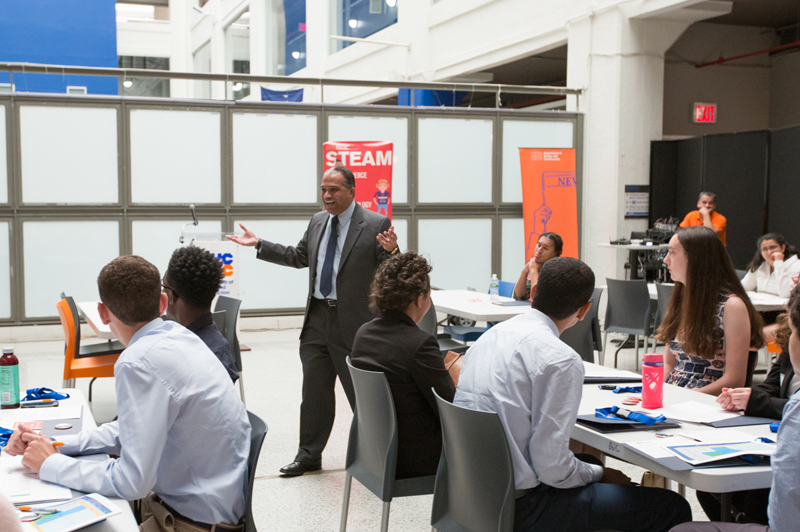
[501,217,525,284]
[132,220,223,278]
[501,120,573,203]
[418,118,493,203]
[0,222,10,318]
[233,219,310,310]
[233,113,318,203]
[23,221,119,318]
[0,106,7,204]
[418,218,492,290]
[328,115,408,203]
[20,106,118,204]
[130,109,221,204]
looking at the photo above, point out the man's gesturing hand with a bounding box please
[226,223,259,247]
[377,226,398,253]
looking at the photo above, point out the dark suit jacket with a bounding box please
[351,310,456,479]
[745,351,796,420]
[255,203,392,348]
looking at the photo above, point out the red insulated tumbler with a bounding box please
[641,353,664,410]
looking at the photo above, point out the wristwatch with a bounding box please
[389,246,400,255]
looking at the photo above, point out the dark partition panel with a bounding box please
[649,141,677,225]
[702,131,769,269]
[675,138,704,219]
[768,126,800,248]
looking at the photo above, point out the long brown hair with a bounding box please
[656,226,764,359]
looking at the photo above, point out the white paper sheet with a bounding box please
[583,363,642,380]
[0,405,82,425]
[626,430,759,460]
[0,455,73,504]
[645,400,742,424]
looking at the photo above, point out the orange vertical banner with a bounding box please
[519,148,578,260]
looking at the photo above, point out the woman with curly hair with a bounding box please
[658,226,764,395]
[350,252,455,479]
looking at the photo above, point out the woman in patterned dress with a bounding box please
[657,226,764,395]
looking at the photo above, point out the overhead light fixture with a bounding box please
[348,19,358,29]
[232,83,243,91]
[386,0,396,6]
[292,51,300,59]
[123,79,133,88]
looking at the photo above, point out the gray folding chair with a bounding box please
[341,358,436,532]
[653,282,674,334]
[603,279,655,370]
[214,296,245,406]
[420,301,469,355]
[430,390,515,532]
[560,288,604,363]
[244,411,268,532]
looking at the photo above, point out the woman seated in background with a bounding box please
[742,233,800,298]
[350,252,455,479]
[742,233,800,343]
[513,232,562,300]
[658,226,764,395]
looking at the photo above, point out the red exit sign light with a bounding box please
[693,103,717,123]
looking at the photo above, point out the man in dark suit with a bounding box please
[227,166,399,476]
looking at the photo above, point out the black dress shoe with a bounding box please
[279,459,322,477]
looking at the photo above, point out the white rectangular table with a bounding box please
[76,301,115,340]
[1,389,138,531]
[431,290,529,322]
[573,362,773,521]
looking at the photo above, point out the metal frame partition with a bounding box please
[0,80,583,325]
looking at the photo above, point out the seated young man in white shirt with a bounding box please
[7,256,251,532]
[455,257,692,532]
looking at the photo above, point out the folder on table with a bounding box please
[705,415,776,428]
[576,414,681,433]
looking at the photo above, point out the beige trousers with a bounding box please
[136,493,243,532]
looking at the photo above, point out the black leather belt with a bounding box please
[313,298,337,307]
[156,498,242,531]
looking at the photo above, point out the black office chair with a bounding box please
[744,351,758,388]
[244,411,268,532]
[560,288,603,363]
[419,301,469,355]
[653,282,675,334]
[340,358,436,532]
[431,390,515,532]
[603,279,655,370]
[735,269,747,281]
[214,296,245,405]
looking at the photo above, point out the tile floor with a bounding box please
[9,322,764,531]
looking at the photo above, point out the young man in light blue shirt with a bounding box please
[670,286,800,532]
[7,256,251,531]
[455,257,692,532]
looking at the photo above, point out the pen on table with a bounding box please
[674,433,702,442]
[52,442,64,447]
[17,505,61,513]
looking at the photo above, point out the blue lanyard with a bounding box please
[595,406,666,426]
[21,388,70,402]
[613,386,642,394]
[0,426,12,447]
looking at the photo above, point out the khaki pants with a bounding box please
[136,493,243,532]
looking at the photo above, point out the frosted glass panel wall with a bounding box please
[0,107,6,203]
[234,219,309,310]
[418,218,492,290]
[502,120,573,203]
[0,223,10,318]
[391,218,408,255]
[418,118,493,203]
[130,109,221,204]
[23,221,119,318]
[328,115,408,203]
[131,220,223,277]
[20,106,118,204]
[232,113,318,203]
[501,218,524,284]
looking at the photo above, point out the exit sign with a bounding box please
[693,103,717,123]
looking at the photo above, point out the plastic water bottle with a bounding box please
[641,353,664,410]
[489,274,500,301]
[0,346,20,410]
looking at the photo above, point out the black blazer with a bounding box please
[745,351,796,420]
[256,203,392,348]
[351,310,455,479]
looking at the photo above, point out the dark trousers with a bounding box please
[696,490,770,525]
[670,524,770,532]
[514,477,691,532]
[294,298,356,464]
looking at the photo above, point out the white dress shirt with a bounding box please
[454,309,603,490]
[312,200,355,300]
[39,318,251,525]
[741,254,800,298]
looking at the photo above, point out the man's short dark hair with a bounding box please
[166,246,224,309]
[98,256,161,326]
[532,257,595,320]
[330,166,356,189]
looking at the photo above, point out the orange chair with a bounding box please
[57,298,123,400]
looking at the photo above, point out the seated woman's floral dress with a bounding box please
[665,295,729,390]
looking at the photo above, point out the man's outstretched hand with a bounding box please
[226,223,259,247]
[377,226,398,253]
